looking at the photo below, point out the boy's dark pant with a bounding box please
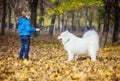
[19,35,30,60]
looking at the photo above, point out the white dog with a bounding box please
[58,30,99,61]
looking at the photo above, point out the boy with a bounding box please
[18,10,39,61]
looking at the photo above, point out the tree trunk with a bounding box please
[88,10,93,27]
[77,11,81,31]
[71,11,75,31]
[119,8,120,32]
[64,12,70,31]
[13,5,17,31]
[61,13,65,31]
[28,0,38,36]
[84,6,88,28]
[7,3,11,29]
[98,16,101,33]
[100,1,112,48]
[49,0,59,36]
[39,0,44,27]
[112,0,120,42]
[49,14,56,36]
[57,15,60,31]
[1,0,6,35]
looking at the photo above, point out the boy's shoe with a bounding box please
[19,57,23,60]
[25,58,29,61]
[23,59,29,65]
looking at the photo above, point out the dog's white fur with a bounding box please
[58,30,99,61]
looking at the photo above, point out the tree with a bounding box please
[112,0,120,42]
[84,6,88,29]
[97,8,104,32]
[11,0,18,31]
[71,11,75,31]
[49,15,56,36]
[88,8,94,27]
[1,0,6,35]
[61,13,65,31]
[49,0,59,36]
[39,0,44,28]
[77,11,81,31]
[6,0,12,29]
[57,15,60,31]
[64,12,70,31]
[100,0,113,48]
[28,0,38,36]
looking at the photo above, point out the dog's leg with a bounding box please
[88,50,96,61]
[68,52,74,61]
[91,54,96,61]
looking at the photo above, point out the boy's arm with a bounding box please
[18,24,24,32]
[30,25,40,32]
[25,21,36,32]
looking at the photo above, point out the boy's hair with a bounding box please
[22,10,31,17]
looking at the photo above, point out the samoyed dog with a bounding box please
[58,30,99,61]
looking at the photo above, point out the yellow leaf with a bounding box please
[7,57,13,61]
[30,67,37,73]
[23,59,29,65]
[71,74,81,80]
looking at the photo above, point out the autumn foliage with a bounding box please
[0,33,120,81]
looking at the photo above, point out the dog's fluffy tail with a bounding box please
[83,30,99,46]
[83,30,99,52]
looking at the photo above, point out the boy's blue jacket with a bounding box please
[18,17,36,36]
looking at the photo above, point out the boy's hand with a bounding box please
[36,28,40,31]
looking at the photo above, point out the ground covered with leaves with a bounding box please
[0,33,120,81]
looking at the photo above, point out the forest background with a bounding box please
[0,0,119,47]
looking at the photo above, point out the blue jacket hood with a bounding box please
[18,17,28,25]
